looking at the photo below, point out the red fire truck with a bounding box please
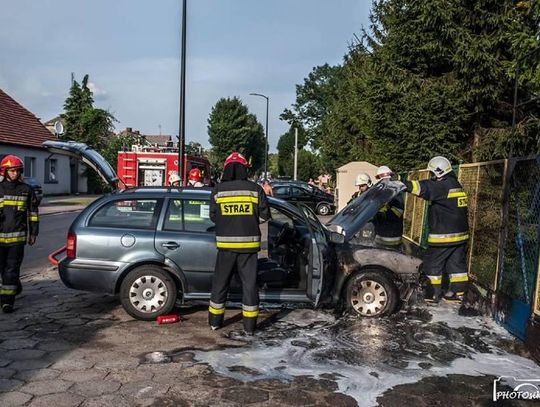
[117,147,211,187]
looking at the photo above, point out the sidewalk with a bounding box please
[39,195,99,216]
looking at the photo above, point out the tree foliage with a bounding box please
[276,124,320,180]
[207,97,266,172]
[283,0,540,173]
[61,74,117,191]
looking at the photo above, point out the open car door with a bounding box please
[298,204,326,306]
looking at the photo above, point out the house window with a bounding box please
[24,157,35,177]
[45,158,58,183]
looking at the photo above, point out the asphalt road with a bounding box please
[21,211,80,275]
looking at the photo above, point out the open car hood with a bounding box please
[42,140,119,190]
[326,180,405,241]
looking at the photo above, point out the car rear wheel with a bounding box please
[345,270,398,317]
[317,203,331,216]
[120,265,177,321]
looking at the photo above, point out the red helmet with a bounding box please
[188,168,203,182]
[224,152,249,168]
[0,155,24,177]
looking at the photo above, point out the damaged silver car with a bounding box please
[45,141,422,320]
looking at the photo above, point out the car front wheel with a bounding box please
[120,265,177,321]
[345,270,398,317]
[317,203,331,216]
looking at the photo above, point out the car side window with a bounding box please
[89,199,160,229]
[184,199,214,233]
[270,207,294,226]
[163,199,183,231]
[273,186,289,198]
[291,187,307,197]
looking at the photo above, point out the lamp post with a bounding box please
[249,93,269,178]
[178,0,187,185]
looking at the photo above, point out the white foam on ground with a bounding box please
[193,305,540,406]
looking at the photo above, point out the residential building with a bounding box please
[0,89,87,195]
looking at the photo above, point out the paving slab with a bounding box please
[0,391,33,406]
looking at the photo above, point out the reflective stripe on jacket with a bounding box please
[0,180,39,246]
[210,180,270,253]
[405,174,468,246]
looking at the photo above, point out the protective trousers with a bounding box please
[208,251,259,333]
[423,243,468,299]
[0,244,24,311]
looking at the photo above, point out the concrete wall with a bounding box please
[0,145,87,195]
[335,161,378,211]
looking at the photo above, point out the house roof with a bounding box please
[0,89,54,148]
[144,135,173,145]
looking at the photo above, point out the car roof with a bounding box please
[113,187,213,198]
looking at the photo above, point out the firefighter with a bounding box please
[168,173,181,187]
[404,156,469,303]
[0,155,39,313]
[208,152,270,335]
[348,173,372,204]
[373,166,404,247]
[187,168,204,187]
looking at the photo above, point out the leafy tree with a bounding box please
[207,97,266,172]
[281,64,342,148]
[296,149,322,181]
[61,74,117,192]
[276,124,307,176]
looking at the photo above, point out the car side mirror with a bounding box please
[329,232,345,244]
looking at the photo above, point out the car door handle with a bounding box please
[161,242,180,250]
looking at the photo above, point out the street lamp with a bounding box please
[249,93,269,178]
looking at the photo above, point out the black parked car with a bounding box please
[271,181,335,216]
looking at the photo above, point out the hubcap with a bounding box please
[350,279,388,316]
[129,275,168,313]
[319,205,329,215]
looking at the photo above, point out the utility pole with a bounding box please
[178,0,187,184]
[293,127,298,180]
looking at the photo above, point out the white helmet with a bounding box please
[375,165,394,180]
[168,173,181,185]
[355,173,372,187]
[427,156,452,178]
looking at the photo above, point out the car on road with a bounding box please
[45,141,422,321]
[23,176,43,204]
[270,181,335,216]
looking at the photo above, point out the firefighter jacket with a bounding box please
[210,180,270,253]
[0,180,39,246]
[374,194,404,246]
[405,174,469,246]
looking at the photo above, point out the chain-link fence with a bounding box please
[403,156,540,333]
[499,158,540,306]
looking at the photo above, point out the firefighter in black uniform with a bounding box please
[208,152,270,335]
[373,166,404,247]
[404,156,469,302]
[0,155,39,313]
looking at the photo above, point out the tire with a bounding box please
[317,203,331,216]
[120,265,177,321]
[345,270,398,317]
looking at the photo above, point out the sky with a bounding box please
[0,0,371,152]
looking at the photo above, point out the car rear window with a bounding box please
[89,199,160,229]
[163,199,214,233]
